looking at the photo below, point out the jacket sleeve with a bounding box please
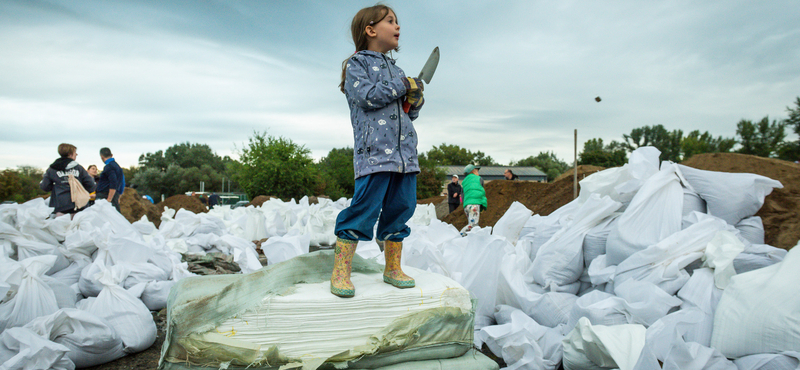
[345,56,407,111]
[40,170,54,192]
[77,165,96,193]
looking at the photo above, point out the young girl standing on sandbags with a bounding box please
[331,4,425,298]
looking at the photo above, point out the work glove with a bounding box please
[402,77,424,94]
[402,77,424,112]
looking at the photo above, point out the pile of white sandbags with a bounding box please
[456,147,794,370]
[2,145,797,369]
[0,195,372,369]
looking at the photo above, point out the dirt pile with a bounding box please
[119,188,162,227]
[155,194,208,215]
[681,153,800,249]
[248,195,277,207]
[441,154,800,250]
[442,166,602,229]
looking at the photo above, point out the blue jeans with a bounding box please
[335,172,417,242]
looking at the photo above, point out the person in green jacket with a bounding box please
[460,164,487,236]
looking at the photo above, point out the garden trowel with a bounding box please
[403,46,439,113]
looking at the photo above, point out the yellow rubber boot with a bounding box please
[330,237,358,298]
[383,240,415,288]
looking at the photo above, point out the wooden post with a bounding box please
[574,129,578,199]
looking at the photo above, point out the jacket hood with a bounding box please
[49,157,77,171]
[355,50,397,64]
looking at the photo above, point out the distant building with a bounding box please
[437,166,548,183]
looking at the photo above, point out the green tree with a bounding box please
[134,142,230,198]
[778,97,800,161]
[416,155,446,199]
[317,148,355,198]
[423,143,497,166]
[735,117,786,158]
[512,151,570,182]
[229,132,317,200]
[578,138,628,167]
[680,130,736,160]
[786,96,800,137]
[0,166,47,203]
[622,125,683,162]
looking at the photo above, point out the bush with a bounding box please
[229,132,317,200]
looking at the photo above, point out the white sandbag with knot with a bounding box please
[0,255,60,332]
[528,194,620,291]
[77,263,156,353]
[606,162,685,266]
[676,164,782,226]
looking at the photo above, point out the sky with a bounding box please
[2,0,799,171]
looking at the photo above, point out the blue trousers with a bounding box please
[335,172,417,242]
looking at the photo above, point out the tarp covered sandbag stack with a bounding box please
[159,251,489,370]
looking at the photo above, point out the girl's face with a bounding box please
[367,10,400,53]
[88,166,97,177]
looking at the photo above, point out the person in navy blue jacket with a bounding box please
[95,147,125,212]
[330,4,426,298]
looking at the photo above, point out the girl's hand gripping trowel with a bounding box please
[403,47,439,113]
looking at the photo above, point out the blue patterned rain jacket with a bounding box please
[344,50,422,179]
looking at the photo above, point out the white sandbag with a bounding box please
[194,214,226,236]
[583,214,619,269]
[702,230,745,289]
[0,326,74,370]
[492,201,533,245]
[682,186,707,217]
[733,243,786,274]
[529,194,621,291]
[14,238,70,275]
[0,256,60,332]
[408,203,437,226]
[676,164,782,226]
[478,305,564,370]
[522,291,578,329]
[15,198,60,245]
[562,317,646,370]
[734,216,765,245]
[441,228,507,328]
[734,351,800,370]
[712,241,800,358]
[122,262,170,289]
[677,268,722,347]
[218,234,263,273]
[633,307,706,369]
[567,290,629,330]
[131,216,157,235]
[260,230,310,266]
[140,280,176,311]
[23,308,125,368]
[42,277,77,309]
[576,146,661,208]
[304,199,340,246]
[606,162,685,266]
[613,215,729,295]
[79,263,157,353]
[48,256,90,286]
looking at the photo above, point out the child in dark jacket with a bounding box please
[330,4,426,298]
[40,143,96,217]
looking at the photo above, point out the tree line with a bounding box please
[2,97,798,204]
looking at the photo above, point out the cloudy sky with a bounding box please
[2,0,799,171]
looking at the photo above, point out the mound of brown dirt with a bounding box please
[554,165,605,182]
[442,166,602,230]
[119,187,162,227]
[681,153,800,250]
[248,195,278,207]
[155,194,208,216]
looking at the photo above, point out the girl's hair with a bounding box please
[339,4,398,93]
[58,143,76,158]
[87,164,97,171]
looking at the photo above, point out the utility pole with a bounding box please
[574,129,578,199]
